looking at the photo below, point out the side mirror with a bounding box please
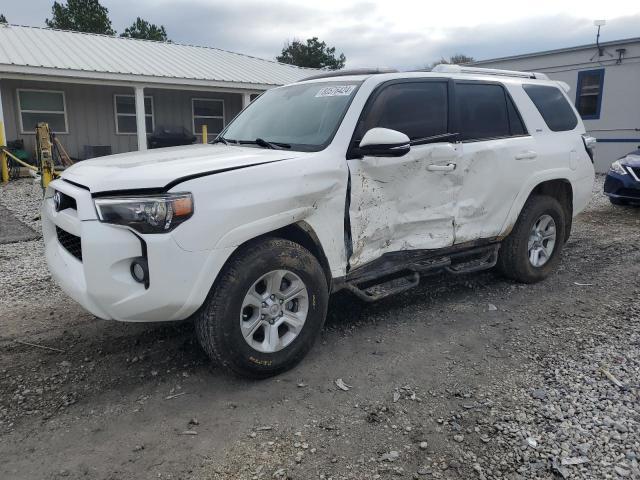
[358,128,410,157]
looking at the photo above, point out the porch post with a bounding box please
[242,92,251,109]
[0,81,8,183]
[134,86,147,151]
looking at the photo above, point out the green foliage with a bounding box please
[120,17,169,41]
[45,0,115,35]
[277,37,346,70]
[430,54,475,69]
[0,14,7,24]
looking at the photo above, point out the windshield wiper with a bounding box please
[254,138,291,150]
[212,136,230,145]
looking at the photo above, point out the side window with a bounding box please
[358,82,448,141]
[575,69,604,119]
[523,84,578,132]
[455,83,511,141]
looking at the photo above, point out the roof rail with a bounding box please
[431,64,549,80]
[299,67,398,82]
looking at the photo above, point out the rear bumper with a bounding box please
[42,179,234,322]
[604,172,640,201]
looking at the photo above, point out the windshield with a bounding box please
[221,81,362,151]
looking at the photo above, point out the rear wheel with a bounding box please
[195,238,328,378]
[496,195,566,283]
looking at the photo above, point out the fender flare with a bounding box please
[499,169,573,237]
[214,206,315,249]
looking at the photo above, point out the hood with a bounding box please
[61,144,309,193]
[622,151,640,167]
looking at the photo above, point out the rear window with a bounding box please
[523,84,578,132]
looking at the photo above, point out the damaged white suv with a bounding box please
[43,65,595,377]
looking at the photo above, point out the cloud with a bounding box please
[3,0,639,69]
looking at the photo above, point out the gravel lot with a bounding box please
[0,176,638,480]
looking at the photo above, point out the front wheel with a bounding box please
[194,238,329,378]
[496,195,566,283]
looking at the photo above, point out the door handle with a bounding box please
[427,163,456,172]
[515,151,537,160]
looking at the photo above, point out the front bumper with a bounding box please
[604,170,640,202]
[42,180,234,322]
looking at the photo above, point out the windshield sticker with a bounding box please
[315,85,356,98]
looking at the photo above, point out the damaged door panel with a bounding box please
[347,142,462,269]
[451,81,538,243]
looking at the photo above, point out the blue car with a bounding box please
[604,149,640,205]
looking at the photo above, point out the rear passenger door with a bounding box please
[452,81,537,243]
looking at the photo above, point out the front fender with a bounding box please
[215,207,314,248]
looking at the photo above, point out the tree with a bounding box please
[0,14,7,23]
[45,0,115,35]
[430,53,475,69]
[120,17,169,41]
[277,37,346,70]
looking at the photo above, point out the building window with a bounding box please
[576,69,605,120]
[114,95,154,134]
[18,89,68,134]
[192,98,224,136]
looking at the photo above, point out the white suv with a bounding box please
[42,65,595,377]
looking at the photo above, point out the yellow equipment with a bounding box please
[35,123,56,189]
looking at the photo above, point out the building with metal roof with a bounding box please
[0,24,312,158]
[473,37,640,172]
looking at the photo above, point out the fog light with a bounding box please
[130,258,149,287]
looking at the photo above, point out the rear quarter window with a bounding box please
[523,84,578,132]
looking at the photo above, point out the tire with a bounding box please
[609,197,627,206]
[496,195,566,283]
[194,237,329,378]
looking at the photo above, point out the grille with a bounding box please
[56,227,82,261]
[55,191,77,211]
[629,166,640,180]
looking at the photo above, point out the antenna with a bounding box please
[594,19,606,57]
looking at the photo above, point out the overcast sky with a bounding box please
[3,1,639,69]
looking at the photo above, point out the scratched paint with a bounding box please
[347,143,464,269]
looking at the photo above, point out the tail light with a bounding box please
[582,135,596,163]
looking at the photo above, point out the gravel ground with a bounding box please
[0,176,638,480]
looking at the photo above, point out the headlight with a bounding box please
[610,160,628,175]
[94,193,194,233]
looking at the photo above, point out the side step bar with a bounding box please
[344,271,420,302]
[339,244,500,302]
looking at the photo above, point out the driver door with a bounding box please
[347,80,462,270]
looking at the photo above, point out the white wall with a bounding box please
[474,40,640,172]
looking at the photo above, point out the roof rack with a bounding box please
[299,67,398,82]
[431,64,549,80]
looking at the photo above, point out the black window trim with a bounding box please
[452,79,530,143]
[347,77,455,159]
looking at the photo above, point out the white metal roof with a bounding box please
[0,24,313,90]
[472,36,640,65]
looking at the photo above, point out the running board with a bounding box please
[343,271,420,302]
[338,243,500,302]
